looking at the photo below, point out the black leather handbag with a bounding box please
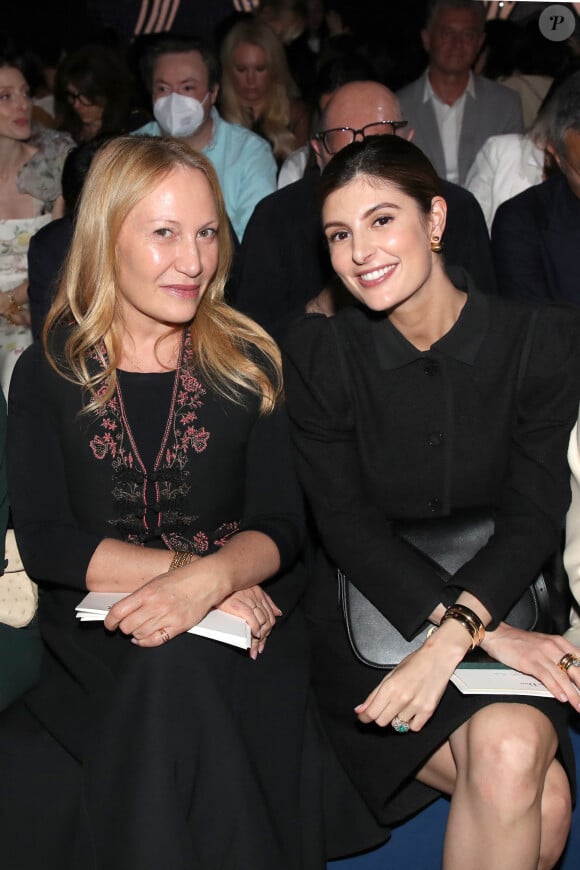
[338,509,554,670]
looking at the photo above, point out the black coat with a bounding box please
[28,216,74,341]
[281,279,580,824]
[492,173,580,305]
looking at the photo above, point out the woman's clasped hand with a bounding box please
[105,549,282,658]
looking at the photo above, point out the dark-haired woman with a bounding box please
[54,43,135,143]
[0,49,73,396]
[282,134,580,869]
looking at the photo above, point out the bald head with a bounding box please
[313,81,406,169]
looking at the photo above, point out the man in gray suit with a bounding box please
[397,0,523,186]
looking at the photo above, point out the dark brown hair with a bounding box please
[318,135,442,216]
[55,44,134,142]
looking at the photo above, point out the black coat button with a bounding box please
[423,360,439,376]
[428,432,444,446]
[428,498,442,512]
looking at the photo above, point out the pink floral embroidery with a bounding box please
[168,342,210,467]
[86,333,239,551]
[193,531,209,553]
[213,522,240,548]
[89,336,210,476]
[90,433,117,460]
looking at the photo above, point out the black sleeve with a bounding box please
[450,306,580,619]
[7,342,102,588]
[491,195,549,303]
[27,219,73,342]
[234,197,302,339]
[223,216,241,305]
[441,180,497,295]
[283,316,451,639]
[240,402,305,573]
[234,174,330,341]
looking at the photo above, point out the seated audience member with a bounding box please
[0,134,386,869]
[219,17,310,168]
[28,136,109,340]
[303,0,330,58]
[133,34,277,241]
[54,43,136,143]
[277,49,379,188]
[282,132,580,870]
[564,417,580,649]
[491,71,580,305]
[257,0,318,101]
[28,134,242,340]
[0,33,59,129]
[277,142,312,187]
[473,18,520,82]
[0,48,74,397]
[396,0,523,187]
[19,44,58,128]
[476,15,572,130]
[465,70,573,231]
[234,80,496,340]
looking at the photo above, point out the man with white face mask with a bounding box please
[133,35,277,241]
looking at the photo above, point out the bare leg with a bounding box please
[537,759,572,870]
[416,703,571,870]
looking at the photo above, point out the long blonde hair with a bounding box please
[43,135,282,413]
[219,19,298,163]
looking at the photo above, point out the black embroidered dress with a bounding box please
[2,329,345,869]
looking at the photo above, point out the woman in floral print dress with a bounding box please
[0,47,73,396]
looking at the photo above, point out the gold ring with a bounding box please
[160,627,170,644]
[557,653,580,673]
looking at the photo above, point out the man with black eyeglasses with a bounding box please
[234,80,496,340]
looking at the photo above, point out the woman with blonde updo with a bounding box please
[219,18,310,167]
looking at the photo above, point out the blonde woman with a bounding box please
[1,135,330,869]
[219,18,310,166]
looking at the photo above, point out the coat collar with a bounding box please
[368,267,489,370]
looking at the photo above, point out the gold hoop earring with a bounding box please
[431,235,443,253]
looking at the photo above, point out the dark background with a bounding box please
[5,1,574,96]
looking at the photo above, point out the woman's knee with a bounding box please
[456,705,558,808]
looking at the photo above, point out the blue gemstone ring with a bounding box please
[392,715,410,734]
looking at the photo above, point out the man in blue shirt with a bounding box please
[133,34,277,242]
